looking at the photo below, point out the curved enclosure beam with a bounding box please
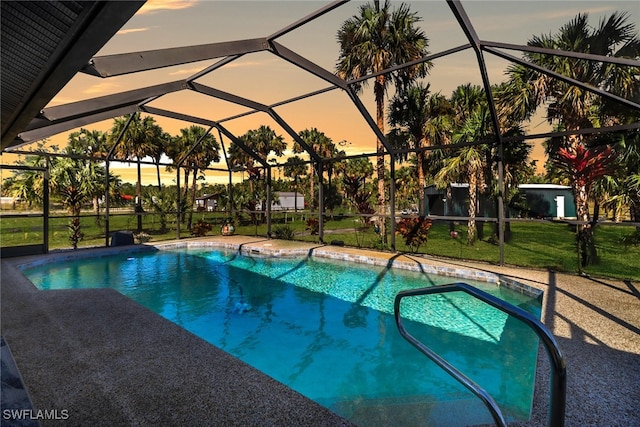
[481,40,640,67]
[485,47,640,111]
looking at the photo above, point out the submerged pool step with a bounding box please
[334,395,499,427]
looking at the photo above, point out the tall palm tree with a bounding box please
[389,83,452,214]
[166,125,220,229]
[283,156,307,212]
[152,132,171,189]
[109,114,164,232]
[337,0,431,241]
[435,85,492,245]
[293,127,333,209]
[499,11,640,266]
[229,126,286,222]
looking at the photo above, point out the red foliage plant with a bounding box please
[396,217,433,253]
[553,145,614,190]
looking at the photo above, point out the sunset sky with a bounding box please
[6,0,638,184]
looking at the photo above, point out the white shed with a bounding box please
[272,192,304,211]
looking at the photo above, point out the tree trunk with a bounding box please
[467,173,477,245]
[156,163,162,189]
[93,196,101,226]
[573,181,597,267]
[309,164,315,209]
[375,75,387,244]
[630,201,640,232]
[188,169,197,230]
[417,146,426,215]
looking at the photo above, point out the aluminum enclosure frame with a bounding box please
[2,0,639,250]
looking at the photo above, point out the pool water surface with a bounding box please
[23,248,541,426]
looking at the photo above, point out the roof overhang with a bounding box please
[1,0,145,151]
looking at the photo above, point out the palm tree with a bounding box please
[283,156,307,213]
[152,132,171,189]
[336,0,431,242]
[435,85,492,245]
[293,128,333,209]
[109,114,164,232]
[229,126,286,222]
[499,11,640,266]
[67,128,110,223]
[50,146,122,249]
[342,157,375,216]
[394,165,419,210]
[166,125,220,229]
[5,151,47,208]
[389,83,452,214]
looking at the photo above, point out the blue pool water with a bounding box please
[23,248,541,426]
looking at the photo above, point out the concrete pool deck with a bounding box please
[1,236,638,426]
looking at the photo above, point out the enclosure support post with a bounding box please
[389,156,396,251]
[498,144,505,266]
[317,161,324,243]
[176,169,181,239]
[43,156,50,253]
[266,167,272,237]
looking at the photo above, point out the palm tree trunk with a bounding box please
[309,164,315,209]
[417,149,426,215]
[375,76,387,243]
[467,174,477,245]
[93,196,101,226]
[573,181,596,267]
[156,163,162,189]
[188,169,198,229]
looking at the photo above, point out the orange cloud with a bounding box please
[137,0,197,15]
[117,27,150,35]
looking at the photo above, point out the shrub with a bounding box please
[306,217,319,235]
[622,229,640,247]
[273,225,296,240]
[191,219,212,237]
[396,217,433,253]
[134,232,151,244]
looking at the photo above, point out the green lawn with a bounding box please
[1,211,638,280]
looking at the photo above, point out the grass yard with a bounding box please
[1,211,638,280]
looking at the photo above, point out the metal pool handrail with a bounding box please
[394,282,567,427]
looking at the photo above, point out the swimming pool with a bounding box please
[23,247,541,426]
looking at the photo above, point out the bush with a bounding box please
[622,229,640,247]
[396,217,432,253]
[134,232,151,244]
[306,217,319,235]
[273,225,296,240]
[191,219,212,237]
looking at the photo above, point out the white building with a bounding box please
[261,192,305,211]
